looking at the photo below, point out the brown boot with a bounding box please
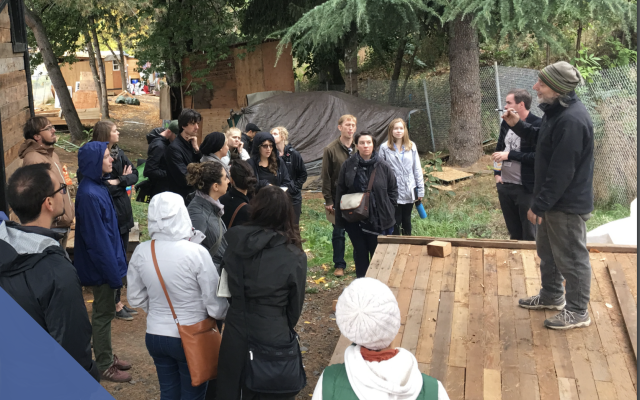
[333,268,344,277]
[113,354,132,371]
[101,363,132,383]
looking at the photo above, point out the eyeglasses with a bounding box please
[260,144,273,149]
[42,183,67,203]
[40,125,54,132]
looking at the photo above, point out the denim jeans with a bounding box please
[537,210,592,313]
[146,333,208,400]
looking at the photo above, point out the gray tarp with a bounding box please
[236,91,416,163]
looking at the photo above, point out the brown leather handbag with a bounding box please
[340,167,377,223]
[151,240,222,386]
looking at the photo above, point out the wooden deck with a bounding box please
[329,237,638,400]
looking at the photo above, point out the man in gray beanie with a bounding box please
[503,61,594,330]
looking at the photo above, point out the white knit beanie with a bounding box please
[336,278,401,351]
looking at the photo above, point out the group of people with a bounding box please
[0,59,596,400]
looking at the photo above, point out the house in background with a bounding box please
[59,51,141,95]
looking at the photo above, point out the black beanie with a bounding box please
[200,132,226,155]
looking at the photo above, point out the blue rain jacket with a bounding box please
[74,142,127,288]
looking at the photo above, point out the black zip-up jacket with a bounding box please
[144,128,172,197]
[164,133,202,201]
[77,145,137,234]
[220,186,252,228]
[241,133,253,154]
[247,132,293,193]
[0,222,99,382]
[281,144,308,205]
[495,113,542,193]
[511,92,594,216]
[335,152,398,232]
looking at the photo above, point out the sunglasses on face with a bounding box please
[260,144,273,149]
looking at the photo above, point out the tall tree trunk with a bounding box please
[576,20,583,56]
[546,43,550,65]
[116,34,128,90]
[83,31,108,120]
[166,58,183,119]
[388,36,407,104]
[90,21,109,118]
[447,16,482,166]
[23,6,84,141]
[400,34,421,102]
[330,47,345,85]
[343,21,358,97]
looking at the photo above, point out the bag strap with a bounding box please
[365,167,378,193]
[228,202,247,228]
[151,240,180,325]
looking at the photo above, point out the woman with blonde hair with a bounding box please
[271,126,307,225]
[378,118,424,236]
[221,127,250,164]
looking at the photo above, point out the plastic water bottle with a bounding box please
[415,201,427,219]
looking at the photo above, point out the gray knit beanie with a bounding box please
[538,61,583,95]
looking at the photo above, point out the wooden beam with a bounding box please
[608,261,638,359]
[377,235,637,253]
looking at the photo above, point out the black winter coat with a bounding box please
[77,144,137,234]
[216,225,307,400]
[495,113,542,193]
[164,134,202,201]
[281,144,308,205]
[241,133,253,154]
[511,92,594,216]
[144,128,171,197]
[247,132,293,193]
[219,187,252,229]
[0,222,99,382]
[335,152,398,232]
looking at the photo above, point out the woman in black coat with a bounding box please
[271,127,307,225]
[219,160,256,229]
[335,131,398,278]
[217,186,307,400]
[247,132,292,193]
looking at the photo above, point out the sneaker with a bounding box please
[334,268,344,277]
[518,293,565,310]
[123,305,138,315]
[115,308,133,321]
[544,309,591,330]
[101,364,132,383]
[113,354,132,371]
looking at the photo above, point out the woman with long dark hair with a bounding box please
[335,131,398,278]
[90,120,139,320]
[219,160,256,229]
[217,186,307,400]
[247,132,292,193]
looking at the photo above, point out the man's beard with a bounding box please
[537,92,559,104]
[42,137,56,146]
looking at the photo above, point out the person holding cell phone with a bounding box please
[247,131,292,194]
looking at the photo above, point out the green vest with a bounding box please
[322,363,438,400]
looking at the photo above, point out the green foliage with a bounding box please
[571,48,602,83]
[600,38,638,68]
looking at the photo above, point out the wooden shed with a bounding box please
[58,51,141,96]
[0,0,34,214]
[173,40,295,137]
[329,236,638,400]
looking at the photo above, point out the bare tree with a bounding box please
[83,31,109,119]
[89,19,109,117]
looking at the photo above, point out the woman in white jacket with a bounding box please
[127,192,228,400]
[312,278,449,400]
[379,118,425,236]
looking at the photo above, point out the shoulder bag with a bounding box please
[151,240,222,387]
[228,202,247,228]
[238,247,307,394]
[340,167,377,223]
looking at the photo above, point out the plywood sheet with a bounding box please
[260,41,295,92]
[431,166,474,183]
[233,46,265,107]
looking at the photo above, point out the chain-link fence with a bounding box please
[296,63,637,206]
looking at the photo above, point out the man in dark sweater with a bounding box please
[164,109,202,202]
[503,61,594,330]
[144,120,178,198]
[241,123,260,155]
[492,89,541,240]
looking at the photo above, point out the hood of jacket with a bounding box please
[146,127,168,145]
[225,225,288,258]
[251,131,276,157]
[0,221,63,277]
[18,139,53,159]
[78,141,109,183]
[344,345,424,400]
[148,192,194,241]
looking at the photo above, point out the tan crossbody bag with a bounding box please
[151,240,222,386]
[340,167,377,223]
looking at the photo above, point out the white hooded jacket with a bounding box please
[312,345,449,400]
[127,192,229,338]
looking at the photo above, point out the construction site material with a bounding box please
[427,240,452,257]
[430,166,474,183]
[72,89,99,109]
[607,261,637,359]
[328,238,638,400]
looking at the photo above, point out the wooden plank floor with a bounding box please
[329,245,638,400]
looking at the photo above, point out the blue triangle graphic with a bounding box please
[0,286,114,399]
